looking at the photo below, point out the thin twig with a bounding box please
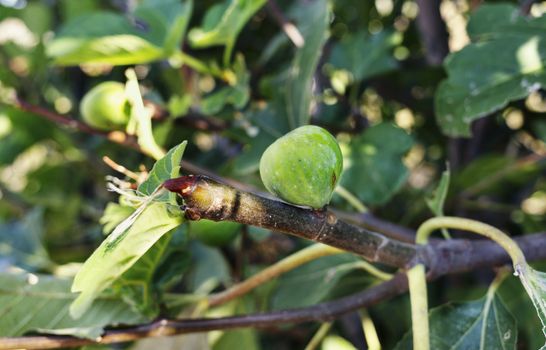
[415,0,449,65]
[208,244,343,306]
[102,156,142,181]
[15,97,140,149]
[266,0,305,48]
[13,97,252,191]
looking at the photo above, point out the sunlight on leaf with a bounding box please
[517,36,543,74]
[70,142,187,318]
[435,3,546,137]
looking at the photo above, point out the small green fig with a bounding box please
[259,125,343,209]
[80,81,131,131]
[190,219,242,246]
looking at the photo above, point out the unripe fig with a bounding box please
[190,219,242,246]
[259,125,343,209]
[80,81,131,131]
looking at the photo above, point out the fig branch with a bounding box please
[3,232,546,350]
[163,175,419,269]
[163,175,546,276]
[13,98,418,242]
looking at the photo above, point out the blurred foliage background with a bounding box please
[1,0,546,348]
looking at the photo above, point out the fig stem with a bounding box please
[304,322,332,350]
[208,244,343,307]
[409,216,527,350]
[416,217,526,267]
[335,185,368,213]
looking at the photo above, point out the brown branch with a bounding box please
[333,210,416,243]
[13,98,251,191]
[3,231,546,349]
[266,0,305,48]
[162,175,546,278]
[15,97,141,149]
[163,175,419,268]
[3,176,546,349]
[415,0,450,65]
[0,274,409,350]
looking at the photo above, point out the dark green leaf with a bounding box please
[284,0,329,129]
[134,0,193,55]
[395,292,517,349]
[271,254,361,310]
[231,107,280,175]
[341,123,413,205]
[0,208,51,271]
[435,4,546,137]
[0,272,145,339]
[201,55,250,115]
[188,242,230,293]
[188,0,266,62]
[329,30,400,82]
[0,107,57,165]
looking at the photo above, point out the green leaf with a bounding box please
[138,140,187,203]
[231,107,280,175]
[112,231,174,318]
[341,123,413,205]
[425,167,451,216]
[188,242,230,294]
[435,4,546,137]
[271,254,362,310]
[284,0,329,129]
[48,1,193,66]
[70,202,183,318]
[395,292,517,349]
[47,12,164,65]
[516,265,546,349]
[0,107,57,165]
[499,270,546,350]
[0,272,145,339]
[328,30,400,82]
[134,0,193,55]
[109,221,189,320]
[70,141,188,317]
[0,208,52,271]
[188,0,267,63]
[201,55,250,115]
[100,202,136,235]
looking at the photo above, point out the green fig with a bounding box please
[80,81,131,131]
[259,125,343,209]
[190,219,242,246]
